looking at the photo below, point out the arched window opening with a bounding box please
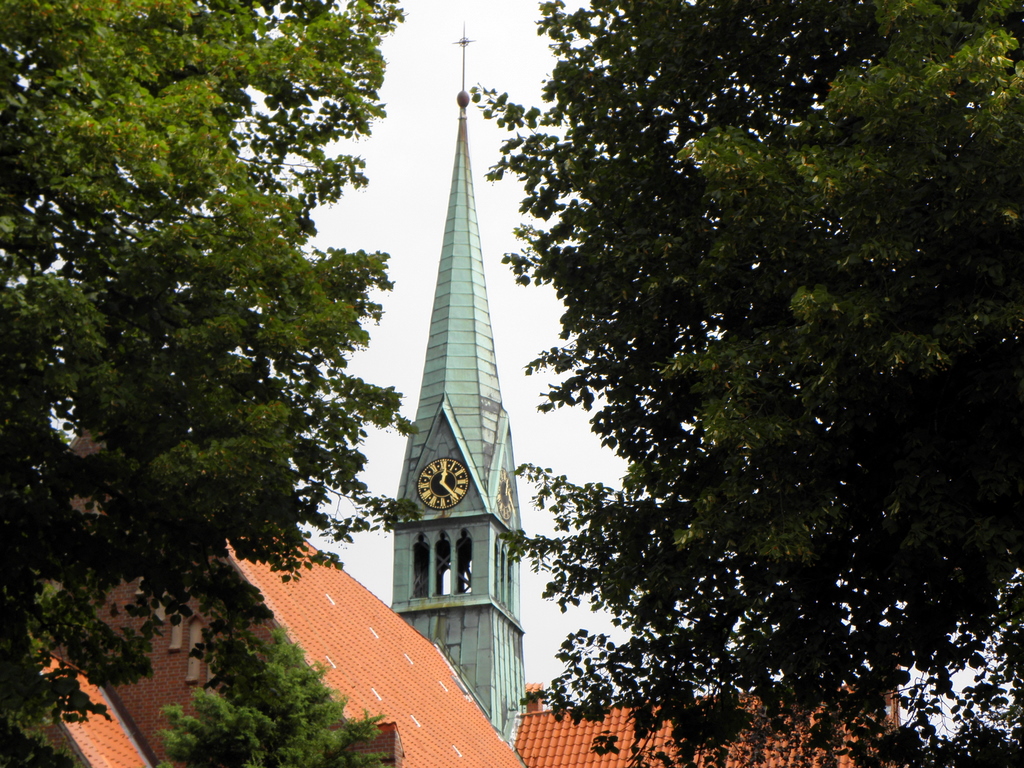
[456,530,472,594]
[506,556,515,609]
[494,541,501,596]
[499,546,507,604]
[413,534,430,598]
[186,620,204,683]
[435,533,451,596]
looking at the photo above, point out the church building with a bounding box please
[50,90,860,768]
[390,86,525,744]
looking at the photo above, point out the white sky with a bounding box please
[310,0,628,687]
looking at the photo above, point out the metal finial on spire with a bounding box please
[454,25,474,97]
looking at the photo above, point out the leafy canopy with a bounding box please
[0,0,409,761]
[161,630,384,768]
[486,0,1024,764]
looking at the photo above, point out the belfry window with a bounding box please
[413,535,430,598]
[435,533,452,596]
[506,556,515,609]
[456,530,472,594]
[499,545,508,604]
[494,541,501,596]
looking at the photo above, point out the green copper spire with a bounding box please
[392,91,525,742]
[400,98,505,504]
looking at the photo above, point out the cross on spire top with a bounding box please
[453,25,475,93]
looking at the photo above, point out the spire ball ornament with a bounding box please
[457,90,470,109]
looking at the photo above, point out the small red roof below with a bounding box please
[234,551,524,768]
[516,706,856,768]
[60,674,147,768]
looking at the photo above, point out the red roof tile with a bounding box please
[234,552,524,768]
[516,706,857,768]
[60,673,148,768]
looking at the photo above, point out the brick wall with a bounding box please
[347,721,404,767]
[103,581,206,764]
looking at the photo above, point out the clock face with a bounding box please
[496,468,514,521]
[417,458,470,511]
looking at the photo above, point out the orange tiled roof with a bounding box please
[234,552,525,768]
[516,705,857,768]
[60,674,147,768]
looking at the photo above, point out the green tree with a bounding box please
[160,630,382,768]
[486,0,1024,764]
[1,0,409,762]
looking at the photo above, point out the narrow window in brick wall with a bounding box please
[168,618,183,651]
[186,620,204,683]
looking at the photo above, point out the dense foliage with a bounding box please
[486,0,1024,764]
[161,630,383,768]
[1,0,407,762]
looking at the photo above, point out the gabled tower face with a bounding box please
[392,92,525,742]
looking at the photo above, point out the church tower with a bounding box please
[392,89,525,741]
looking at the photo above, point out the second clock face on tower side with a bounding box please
[417,457,470,511]
[496,468,514,521]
